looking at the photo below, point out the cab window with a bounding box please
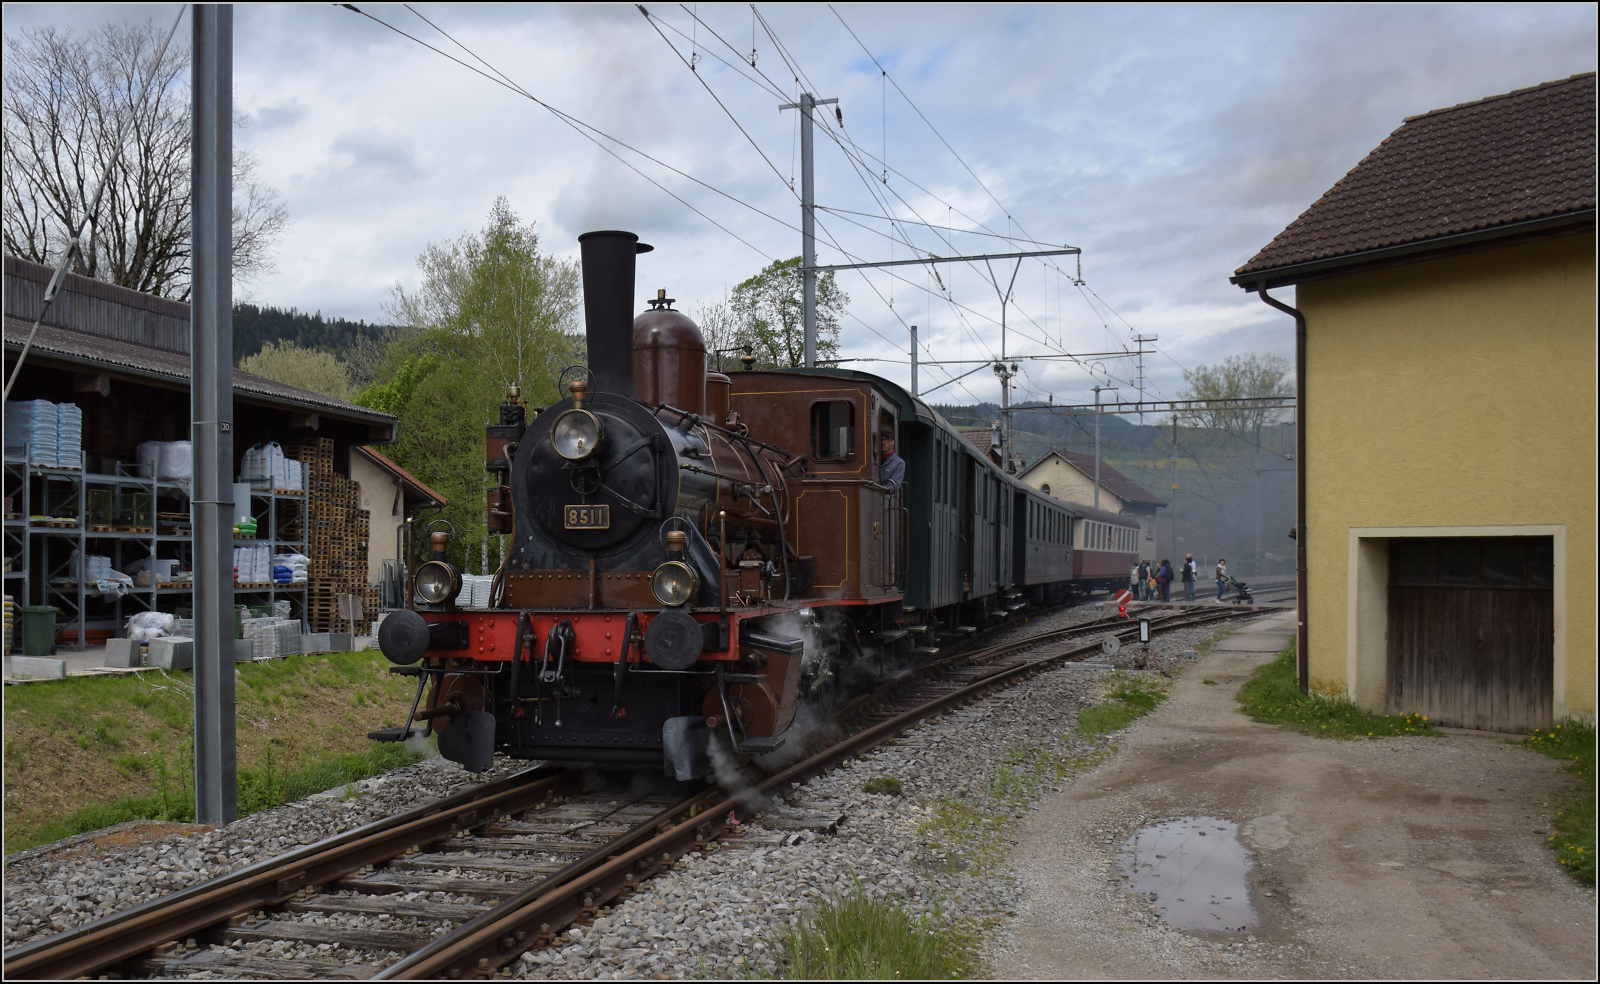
[810,400,856,461]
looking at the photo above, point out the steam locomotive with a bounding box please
[373,230,1143,778]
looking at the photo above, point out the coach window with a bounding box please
[810,400,856,461]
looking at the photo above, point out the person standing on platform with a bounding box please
[1137,559,1150,600]
[1182,553,1196,602]
[1215,558,1228,601]
[1158,559,1172,601]
[1129,562,1141,600]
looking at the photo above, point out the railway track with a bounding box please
[4,600,1282,981]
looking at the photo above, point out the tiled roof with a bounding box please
[1235,73,1596,280]
[1029,449,1167,507]
[958,428,994,454]
[4,315,396,426]
[356,446,448,508]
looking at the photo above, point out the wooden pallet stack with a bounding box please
[294,438,374,634]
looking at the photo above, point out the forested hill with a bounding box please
[233,303,395,361]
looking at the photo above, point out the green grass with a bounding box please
[17,741,428,851]
[1236,642,1442,739]
[779,886,976,980]
[1077,677,1168,735]
[4,650,424,853]
[861,776,903,796]
[1524,721,1595,885]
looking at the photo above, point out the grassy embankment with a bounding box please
[1524,722,1596,886]
[1237,640,1442,738]
[782,672,1170,978]
[3,651,425,854]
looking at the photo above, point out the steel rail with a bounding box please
[379,604,1277,979]
[1,765,573,980]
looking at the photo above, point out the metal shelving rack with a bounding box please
[4,450,316,650]
[235,486,309,628]
[4,453,198,650]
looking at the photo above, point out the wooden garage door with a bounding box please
[1387,537,1553,732]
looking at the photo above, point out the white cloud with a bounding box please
[6,2,1594,404]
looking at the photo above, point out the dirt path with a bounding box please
[988,611,1597,980]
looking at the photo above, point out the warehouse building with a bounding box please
[1231,73,1595,731]
[3,254,421,652]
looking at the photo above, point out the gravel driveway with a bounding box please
[988,612,1598,980]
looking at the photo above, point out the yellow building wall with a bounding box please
[350,452,402,586]
[1296,232,1596,720]
[1019,457,1129,513]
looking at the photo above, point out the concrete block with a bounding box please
[147,636,194,670]
[327,632,353,653]
[302,633,331,654]
[106,638,142,668]
[8,655,67,680]
[234,639,255,662]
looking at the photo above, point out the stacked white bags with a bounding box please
[232,543,273,583]
[273,552,309,584]
[5,400,60,467]
[136,441,193,493]
[55,403,82,470]
[240,442,302,490]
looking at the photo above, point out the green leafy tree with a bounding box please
[238,340,352,401]
[1179,354,1294,437]
[355,353,436,419]
[728,256,847,368]
[366,197,581,572]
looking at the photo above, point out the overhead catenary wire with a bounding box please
[657,4,1132,392]
[372,3,1148,407]
[353,4,775,260]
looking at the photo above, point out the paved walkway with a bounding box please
[988,610,1596,980]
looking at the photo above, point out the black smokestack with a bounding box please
[578,230,653,399]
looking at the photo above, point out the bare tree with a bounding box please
[2,21,288,300]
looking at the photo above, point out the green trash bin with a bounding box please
[20,606,58,657]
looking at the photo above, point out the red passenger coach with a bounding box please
[1069,502,1142,592]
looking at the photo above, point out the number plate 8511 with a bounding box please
[564,504,610,529]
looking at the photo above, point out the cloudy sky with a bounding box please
[5,3,1595,407]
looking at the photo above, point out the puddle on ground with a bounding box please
[1117,816,1258,933]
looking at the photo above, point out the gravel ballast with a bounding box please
[2,755,529,949]
[3,600,1249,979]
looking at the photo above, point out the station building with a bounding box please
[1232,73,1596,730]
[1016,449,1166,550]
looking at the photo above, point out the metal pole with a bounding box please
[1254,421,1262,577]
[778,92,836,368]
[1171,412,1184,563]
[191,2,236,825]
[986,258,1023,467]
[799,92,817,368]
[1091,385,1117,510]
[909,325,918,396]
